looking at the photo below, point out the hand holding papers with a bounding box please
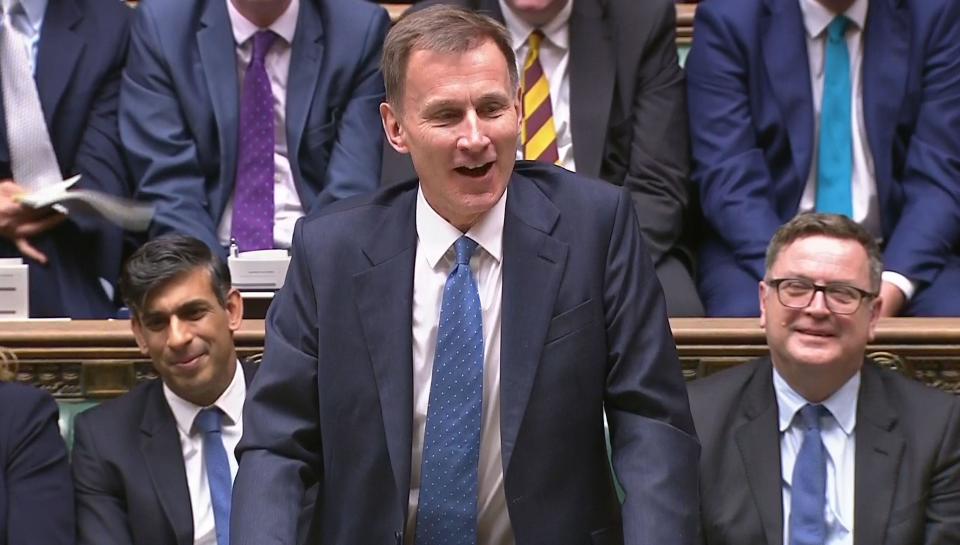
[17,174,155,231]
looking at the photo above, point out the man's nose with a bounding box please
[805,290,831,315]
[457,111,491,152]
[167,316,194,348]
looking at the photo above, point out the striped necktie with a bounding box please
[521,30,559,164]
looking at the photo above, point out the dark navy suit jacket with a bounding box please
[0,0,131,318]
[232,163,700,544]
[687,0,960,316]
[689,359,960,545]
[0,382,73,545]
[120,0,388,257]
[72,361,266,545]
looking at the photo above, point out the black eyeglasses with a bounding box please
[765,278,877,315]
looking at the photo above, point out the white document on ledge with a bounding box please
[228,249,291,290]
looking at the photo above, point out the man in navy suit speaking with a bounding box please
[232,5,699,545]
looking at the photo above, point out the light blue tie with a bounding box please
[816,16,853,217]
[196,408,232,545]
[789,404,829,545]
[415,236,484,545]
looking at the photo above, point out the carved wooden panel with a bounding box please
[3,318,959,397]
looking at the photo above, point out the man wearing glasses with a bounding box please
[688,212,960,545]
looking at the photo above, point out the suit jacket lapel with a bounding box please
[197,0,240,198]
[734,360,784,545]
[569,0,614,178]
[353,189,418,519]
[34,0,84,131]
[285,0,325,177]
[499,173,566,474]
[761,0,814,205]
[853,363,903,545]
[861,0,909,236]
[139,382,193,545]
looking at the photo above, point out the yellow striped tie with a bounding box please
[521,31,560,164]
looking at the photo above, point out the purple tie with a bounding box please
[232,30,278,251]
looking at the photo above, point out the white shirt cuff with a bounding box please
[881,271,916,301]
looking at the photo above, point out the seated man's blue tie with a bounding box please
[789,404,829,545]
[196,408,232,545]
[816,16,853,217]
[415,236,484,545]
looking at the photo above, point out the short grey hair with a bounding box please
[381,4,519,108]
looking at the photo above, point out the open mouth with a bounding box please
[455,162,494,178]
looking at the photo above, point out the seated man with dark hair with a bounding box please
[690,213,960,545]
[72,235,252,545]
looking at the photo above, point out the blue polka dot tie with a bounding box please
[789,404,829,545]
[415,236,484,545]
[196,408,232,545]
[232,30,278,251]
[816,16,853,218]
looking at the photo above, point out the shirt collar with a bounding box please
[799,0,868,38]
[773,366,859,436]
[416,185,506,270]
[163,361,246,436]
[6,0,46,31]
[499,0,572,52]
[226,0,299,47]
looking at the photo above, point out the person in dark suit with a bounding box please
[687,0,960,317]
[120,0,388,257]
[0,360,74,545]
[232,6,699,544]
[384,0,701,316]
[689,213,960,545]
[72,235,252,545]
[0,0,131,318]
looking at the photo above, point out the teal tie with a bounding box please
[816,16,853,217]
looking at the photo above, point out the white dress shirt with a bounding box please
[774,367,858,545]
[405,187,514,545]
[500,0,575,172]
[163,363,246,545]
[796,0,913,298]
[217,0,304,249]
[3,0,46,71]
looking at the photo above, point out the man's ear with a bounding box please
[380,102,409,154]
[130,317,149,355]
[225,288,243,332]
